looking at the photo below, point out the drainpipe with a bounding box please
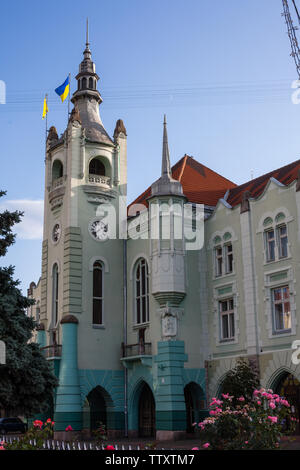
[123,238,128,437]
[248,208,261,363]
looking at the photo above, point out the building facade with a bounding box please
[28,37,300,439]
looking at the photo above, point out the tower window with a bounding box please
[82,77,87,90]
[52,159,63,181]
[135,258,149,324]
[89,77,94,89]
[93,261,103,325]
[89,158,106,176]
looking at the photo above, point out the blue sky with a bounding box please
[1,0,300,292]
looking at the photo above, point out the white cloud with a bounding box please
[0,199,44,240]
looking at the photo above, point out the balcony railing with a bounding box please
[88,174,111,186]
[51,176,64,191]
[41,344,62,358]
[122,343,152,358]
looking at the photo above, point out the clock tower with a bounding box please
[39,32,127,435]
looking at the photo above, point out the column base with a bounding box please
[156,430,187,441]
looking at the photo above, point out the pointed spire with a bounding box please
[86,18,89,47]
[83,17,91,61]
[161,115,171,178]
[150,115,183,197]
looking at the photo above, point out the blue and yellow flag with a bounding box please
[55,76,70,102]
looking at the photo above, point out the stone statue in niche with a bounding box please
[162,305,177,338]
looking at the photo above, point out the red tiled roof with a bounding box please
[128,156,300,214]
[227,159,300,207]
[129,155,237,210]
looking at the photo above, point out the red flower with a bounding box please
[105,445,115,450]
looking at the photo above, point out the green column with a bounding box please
[155,341,188,436]
[54,315,82,431]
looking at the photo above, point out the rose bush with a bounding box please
[195,388,297,450]
[4,419,54,450]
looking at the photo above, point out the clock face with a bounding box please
[90,220,108,241]
[52,223,61,243]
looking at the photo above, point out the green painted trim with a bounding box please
[218,286,232,296]
[269,271,288,282]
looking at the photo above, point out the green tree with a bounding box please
[220,358,260,403]
[0,191,57,417]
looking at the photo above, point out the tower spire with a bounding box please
[70,20,114,146]
[162,114,171,178]
[150,115,183,197]
[86,17,89,47]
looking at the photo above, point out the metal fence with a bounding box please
[0,435,171,450]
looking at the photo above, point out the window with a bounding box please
[82,77,87,90]
[89,158,106,176]
[215,246,223,277]
[225,244,233,274]
[52,263,59,327]
[52,159,63,181]
[213,234,234,277]
[272,286,291,333]
[93,261,103,325]
[277,225,288,258]
[219,298,235,340]
[89,77,94,89]
[265,229,275,262]
[135,258,149,324]
[263,214,289,262]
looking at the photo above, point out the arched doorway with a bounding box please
[138,383,155,437]
[184,382,206,433]
[87,386,107,431]
[274,372,300,434]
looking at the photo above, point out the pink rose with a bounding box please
[202,443,210,449]
[238,397,245,402]
[192,447,199,450]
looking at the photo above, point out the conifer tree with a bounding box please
[0,191,57,417]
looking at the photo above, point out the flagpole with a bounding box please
[45,93,48,150]
[68,72,71,123]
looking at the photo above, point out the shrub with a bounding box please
[195,388,297,450]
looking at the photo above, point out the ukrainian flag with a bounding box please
[55,76,70,102]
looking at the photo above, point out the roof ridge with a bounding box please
[230,158,300,192]
[177,154,188,182]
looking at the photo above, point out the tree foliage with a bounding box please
[220,358,260,404]
[0,191,57,416]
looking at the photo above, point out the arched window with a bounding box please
[52,160,63,181]
[135,258,149,324]
[89,158,106,176]
[93,261,103,325]
[52,263,59,327]
[89,77,94,89]
[82,77,87,90]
